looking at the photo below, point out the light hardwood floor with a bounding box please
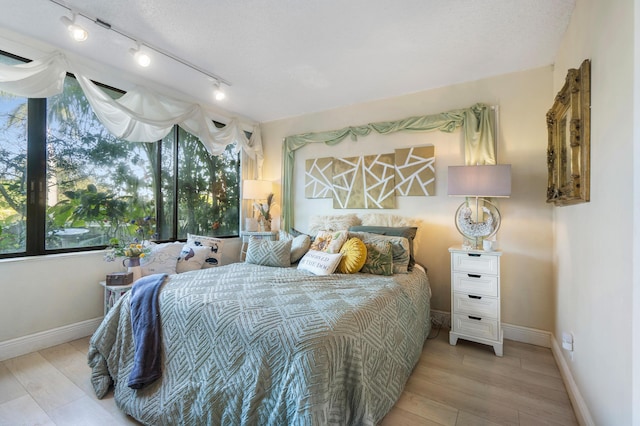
[0,327,577,425]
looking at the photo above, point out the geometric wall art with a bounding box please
[305,157,334,198]
[332,153,396,209]
[306,145,435,209]
[394,145,436,196]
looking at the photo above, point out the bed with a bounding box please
[89,249,431,424]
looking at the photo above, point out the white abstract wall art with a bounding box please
[305,157,334,198]
[332,154,396,209]
[394,145,436,196]
[306,145,436,209]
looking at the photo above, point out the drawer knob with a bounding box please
[468,295,482,299]
[468,315,482,321]
[467,274,481,278]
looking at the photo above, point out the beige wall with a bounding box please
[261,66,555,330]
[0,240,242,345]
[553,0,635,424]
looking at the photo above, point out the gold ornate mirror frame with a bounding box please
[546,59,591,206]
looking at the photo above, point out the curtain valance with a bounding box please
[0,51,262,165]
[281,103,495,231]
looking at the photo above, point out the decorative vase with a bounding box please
[259,217,271,232]
[123,256,142,282]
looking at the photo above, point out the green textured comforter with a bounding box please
[88,262,431,425]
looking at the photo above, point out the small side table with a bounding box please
[240,231,278,260]
[99,280,134,315]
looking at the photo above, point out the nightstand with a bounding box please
[99,281,134,316]
[240,231,278,260]
[449,246,503,356]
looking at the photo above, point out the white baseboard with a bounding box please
[0,317,103,361]
[501,323,552,348]
[551,336,595,426]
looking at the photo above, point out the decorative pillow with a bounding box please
[337,238,367,274]
[176,244,210,273]
[140,241,183,276]
[290,234,311,263]
[349,231,410,274]
[245,238,292,268]
[349,226,418,270]
[310,230,348,254]
[186,234,225,268]
[279,231,312,263]
[297,250,342,275]
[308,214,361,235]
[360,241,393,276]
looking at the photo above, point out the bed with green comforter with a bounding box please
[88,262,431,425]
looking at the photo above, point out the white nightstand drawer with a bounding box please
[453,314,499,341]
[452,252,499,275]
[452,272,498,297]
[453,293,498,318]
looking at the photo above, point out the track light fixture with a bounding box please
[212,80,226,101]
[129,43,151,67]
[60,13,88,42]
[50,0,232,100]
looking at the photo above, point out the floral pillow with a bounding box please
[348,231,410,274]
[309,230,348,254]
[360,241,393,276]
[140,241,183,276]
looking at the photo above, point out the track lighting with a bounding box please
[60,13,88,42]
[212,80,226,101]
[129,44,151,67]
[51,0,232,100]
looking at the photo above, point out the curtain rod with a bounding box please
[49,0,232,86]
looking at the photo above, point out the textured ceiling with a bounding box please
[0,0,575,123]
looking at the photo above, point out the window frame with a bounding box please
[0,50,241,259]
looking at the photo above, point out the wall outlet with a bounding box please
[562,331,574,351]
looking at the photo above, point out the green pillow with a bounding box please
[360,241,393,276]
[349,226,417,270]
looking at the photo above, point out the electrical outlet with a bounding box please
[562,332,574,352]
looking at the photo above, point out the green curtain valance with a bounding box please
[281,103,495,231]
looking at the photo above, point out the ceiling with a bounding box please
[0,0,575,123]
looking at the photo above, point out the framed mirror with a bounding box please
[546,59,591,206]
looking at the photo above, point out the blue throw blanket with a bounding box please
[127,273,167,389]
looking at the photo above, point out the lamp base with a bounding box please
[455,197,501,250]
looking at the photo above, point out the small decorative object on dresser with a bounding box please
[106,272,133,286]
[449,246,503,356]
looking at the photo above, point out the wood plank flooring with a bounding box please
[0,327,577,425]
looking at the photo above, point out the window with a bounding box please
[0,51,239,258]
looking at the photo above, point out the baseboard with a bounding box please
[551,335,595,426]
[501,323,552,348]
[0,317,103,361]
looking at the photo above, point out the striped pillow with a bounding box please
[245,238,292,268]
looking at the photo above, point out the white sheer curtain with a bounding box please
[0,51,263,160]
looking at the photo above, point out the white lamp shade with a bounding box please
[242,180,273,200]
[447,165,511,197]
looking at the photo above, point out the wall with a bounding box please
[0,240,241,348]
[552,0,635,424]
[261,66,555,331]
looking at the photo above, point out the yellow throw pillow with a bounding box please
[338,237,367,274]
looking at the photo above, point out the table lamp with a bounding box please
[447,165,511,250]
